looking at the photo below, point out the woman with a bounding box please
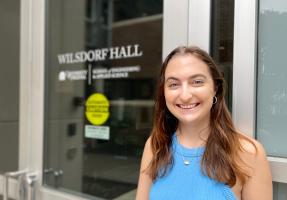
[136,46,272,200]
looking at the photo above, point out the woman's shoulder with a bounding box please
[237,132,270,176]
[238,132,266,157]
[233,132,272,200]
[141,136,153,165]
[136,136,154,200]
[144,136,152,151]
[236,134,272,199]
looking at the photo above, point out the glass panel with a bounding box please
[44,0,163,199]
[0,0,20,173]
[257,0,287,157]
[273,182,287,200]
[210,0,234,110]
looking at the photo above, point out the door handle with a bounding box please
[3,169,27,200]
[3,170,38,200]
[25,172,38,200]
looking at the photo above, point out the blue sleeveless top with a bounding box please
[149,134,237,200]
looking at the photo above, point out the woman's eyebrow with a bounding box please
[165,74,207,82]
[189,74,207,79]
[165,77,178,83]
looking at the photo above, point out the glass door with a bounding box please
[43,0,163,199]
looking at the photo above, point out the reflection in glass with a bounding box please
[210,0,234,110]
[257,0,287,157]
[0,0,20,174]
[273,182,287,200]
[44,0,163,199]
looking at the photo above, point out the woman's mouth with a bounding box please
[177,103,200,109]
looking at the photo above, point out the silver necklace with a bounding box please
[176,135,191,165]
[176,127,208,166]
[181,152,191,165]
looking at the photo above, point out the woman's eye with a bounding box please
[168,83,178,88]
[193,80,204,85]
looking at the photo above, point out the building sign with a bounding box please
[93,65,141,79]
[57,44,143,64]
[58,65,141,81]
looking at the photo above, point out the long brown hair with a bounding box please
[148,46,254,187]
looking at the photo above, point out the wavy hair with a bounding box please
[148,46,254,187]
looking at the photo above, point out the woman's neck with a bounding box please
[177,122,210,148]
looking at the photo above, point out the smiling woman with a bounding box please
[136,46,272,200]
[164,53,216,127]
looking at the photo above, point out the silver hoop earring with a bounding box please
[213,96,218,104]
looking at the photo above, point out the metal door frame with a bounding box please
[233,0,287,183]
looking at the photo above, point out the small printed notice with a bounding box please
[85,125,110,140]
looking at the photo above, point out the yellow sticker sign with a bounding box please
[85,93,110,125]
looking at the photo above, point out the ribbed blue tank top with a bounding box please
[149,134,237,200]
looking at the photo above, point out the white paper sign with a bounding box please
[85,125,110,140]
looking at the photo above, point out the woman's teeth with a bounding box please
[178,103,198,109]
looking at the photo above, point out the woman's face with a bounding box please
[164,54,216,126]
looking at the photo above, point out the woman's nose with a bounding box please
[180,85,193,101]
